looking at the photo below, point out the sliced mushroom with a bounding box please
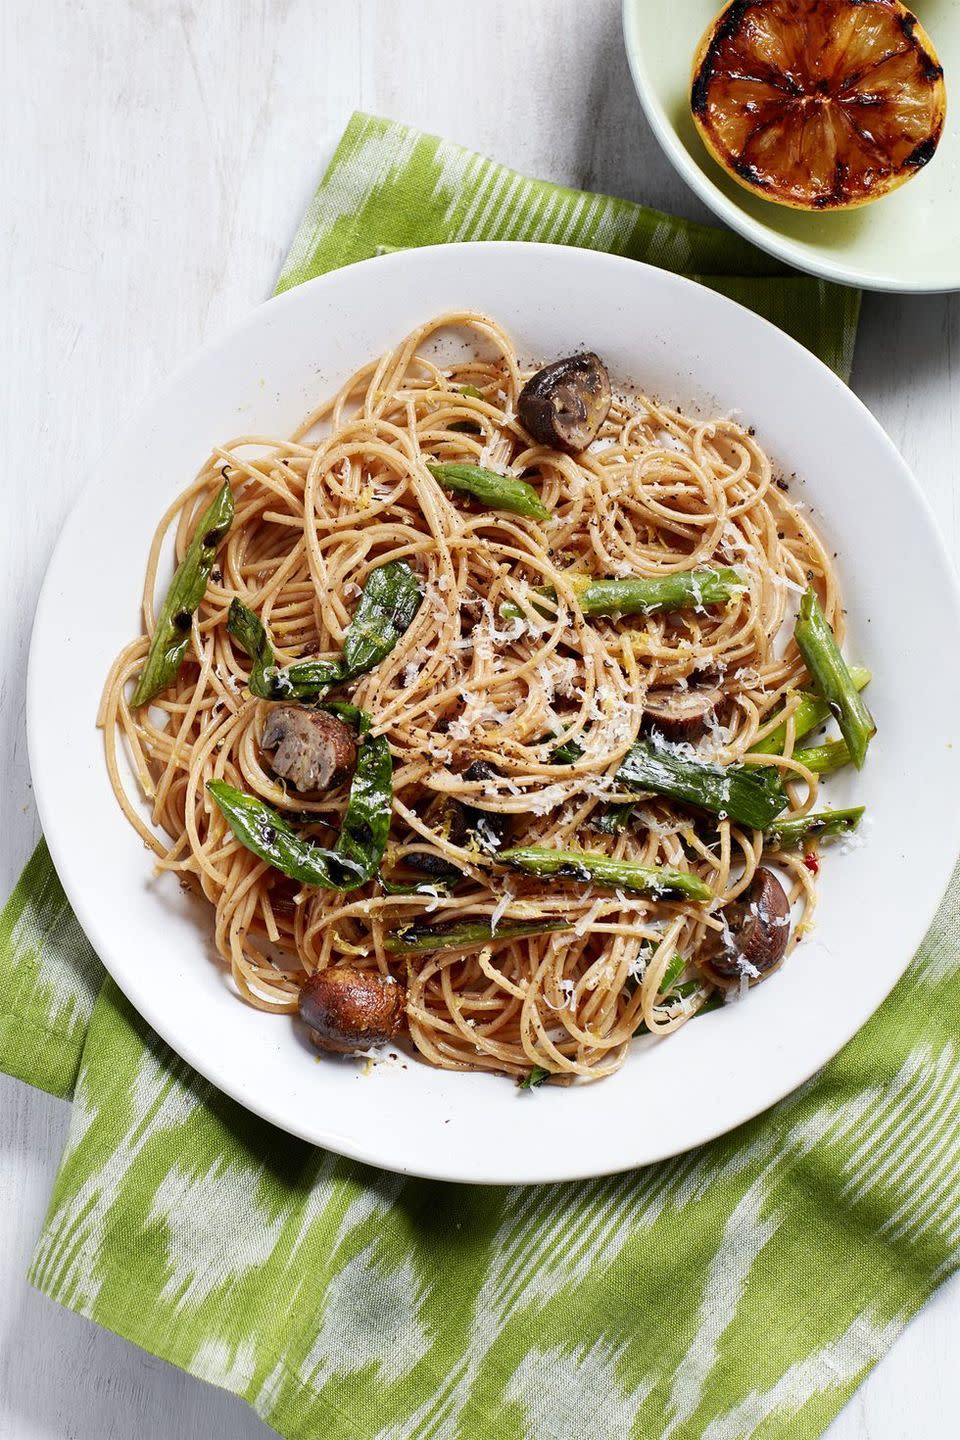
[450,760,511,854]
[517,352,612,454]
[700,867,791,984]
[641,686,722,744]
[260,706,356,795]
[298,967,406,1054]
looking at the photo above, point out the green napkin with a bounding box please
[3,112,957,1440]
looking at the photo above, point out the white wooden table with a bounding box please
[1,2,957,1435]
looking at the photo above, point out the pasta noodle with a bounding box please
[100,312,846,1082]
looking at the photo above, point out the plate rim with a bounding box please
[26,240,960,1183]
[621,0,960,295]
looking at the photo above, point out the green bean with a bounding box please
[266,657,347,701]
[765,806,865,849]
[748,667,871,756]
[791,739,852,775]
[426,462,550,521]
[591,803,637,836]
[500,567,743,622]
[658,952,686,994]
[550,738,585,765]
[377,874,461,896]
[319,701,371,734]
[497,846,713,901]
[384,918,572,954]
[448,388,486,435]
[131,480,234,706]
[576,569,743,617]
[794,588,875,769]
[228,596,340,699]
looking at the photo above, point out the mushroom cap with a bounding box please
[517,352,612,454]
[641,686,723,744]
[702,866,791,983]
[298,966,406,1054]
[261,706,357,794]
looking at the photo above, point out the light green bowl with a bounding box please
[623,0,960,292]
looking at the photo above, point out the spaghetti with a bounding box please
[100,311,862,1083]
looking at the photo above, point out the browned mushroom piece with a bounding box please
[261,706,357,794]
[298,967,406,1054]
[430,759,510,856]
[701,867,791,985]
[517,352,612,454]
[641,686,723,744]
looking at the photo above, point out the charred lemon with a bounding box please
[691,0,947,210]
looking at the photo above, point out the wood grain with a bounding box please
[1,2,957,1436]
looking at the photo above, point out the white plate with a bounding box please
[28,242,960,1184]
[623,0,960,293]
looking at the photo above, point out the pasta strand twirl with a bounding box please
[100,313,844,1083]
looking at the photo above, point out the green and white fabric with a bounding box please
[2,112,957,1440]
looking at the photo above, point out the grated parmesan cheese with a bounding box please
[574,894,606,937]
[769,571,807,597]
[490,889,514,933]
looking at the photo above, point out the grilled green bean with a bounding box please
[131,480,234,707]
[498,846,712,901]
[377,874,461,896]
[591,803,637,835]
[794,588,875,769]
[790,739,852,775]
[500,567,743,622]
[748,666,871,756]
[426,461,550,521]
[227,599,275,697]
[550,738,585,765]
[765,806,865,849]
[384,917,571,954]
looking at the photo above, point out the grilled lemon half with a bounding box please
[691,0,947,210]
